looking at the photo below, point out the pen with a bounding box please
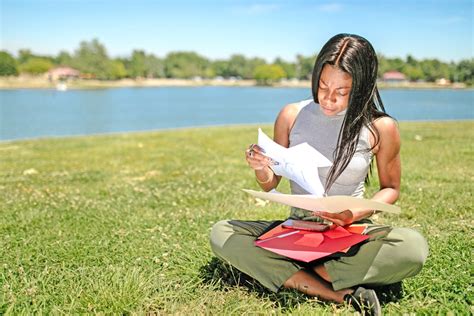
[258,230,300,243]
[277,230,300,238]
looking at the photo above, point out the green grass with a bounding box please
[1,121,473,314]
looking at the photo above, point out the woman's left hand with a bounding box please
[313,210,354,226]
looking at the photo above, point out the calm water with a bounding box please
[0,87,472,141]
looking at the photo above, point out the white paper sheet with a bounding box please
[243,189,401,214]
[257,128,332,197]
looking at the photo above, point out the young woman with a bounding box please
[210,33,428,315]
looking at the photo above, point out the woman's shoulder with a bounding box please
[373,116,399,139]
[274,100,311,146]
[275,100,311,129]
[373,116,397,129]
[278,102,302,121]
[371,116,400,154]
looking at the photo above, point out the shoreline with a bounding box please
[2,119,473,144]
[0,77,470,90]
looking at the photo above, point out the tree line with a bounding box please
[0,38,472,85]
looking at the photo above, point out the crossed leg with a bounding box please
[283,268,352,303]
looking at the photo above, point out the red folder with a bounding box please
[255,224,369,262]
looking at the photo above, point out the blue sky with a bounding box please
[1,0,472,62]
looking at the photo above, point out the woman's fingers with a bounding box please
[250,144,266,154]
[246,145,263,158]
[245,144,271,170]
[246,149,268,163]
[313,210,353,226]
[316,212,344,225]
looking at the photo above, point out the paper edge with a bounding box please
[242,189,401,214]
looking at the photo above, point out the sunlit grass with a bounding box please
[1,121,472,314]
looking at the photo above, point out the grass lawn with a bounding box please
[1,121,472,314]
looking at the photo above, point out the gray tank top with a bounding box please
[289,99,373,196]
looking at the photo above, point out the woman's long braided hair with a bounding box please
[311,34,390,193]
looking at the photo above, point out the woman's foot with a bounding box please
[344,286,381,316]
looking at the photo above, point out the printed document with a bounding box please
[257,128,331,197]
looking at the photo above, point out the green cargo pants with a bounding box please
[210,219,428,292]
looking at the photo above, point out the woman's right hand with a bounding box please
[245,144,272,171]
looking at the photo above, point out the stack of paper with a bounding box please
[255,223,369,262]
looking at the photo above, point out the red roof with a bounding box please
[383,71,406,80]
[48,67,80,77]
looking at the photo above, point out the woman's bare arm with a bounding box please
[250,103,301,191]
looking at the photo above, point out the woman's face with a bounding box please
[317,64,353,116]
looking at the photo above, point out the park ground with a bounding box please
[0,121,472,314]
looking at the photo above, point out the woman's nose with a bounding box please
[324,90,337,103]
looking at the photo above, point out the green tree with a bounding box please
[202,67,215,79]
[227,54,248,78]
[378,55,405,76]
[108,59,127,79]
[164,52,210,78]
[244,57,266,79]
[389,57,405,72]
[419,59,449,82]
[19,57,54,74]
[454,59,473,84]
[295,54,316,80]
[403,64,424,81]
[377,53,389,77]
[274,57,296,78]
[254,64,286,85]
[402,55,421,81]
[72,39,111,79]
[55,51,73,66]
[125,51,165,78]
[17,49,55,66]
[144,54,165,78]
[128,50,147,78]
[406,55,418,66]
[18,49,33,64]
[222,54,265,79]
[212,59,231,77]
[0,51,19,76]
[401,56,424,81]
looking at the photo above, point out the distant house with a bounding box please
[382,71,407,83]
[48,67,80,81]
[435,78,451,86]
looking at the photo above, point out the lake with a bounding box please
[0,87,472,141]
